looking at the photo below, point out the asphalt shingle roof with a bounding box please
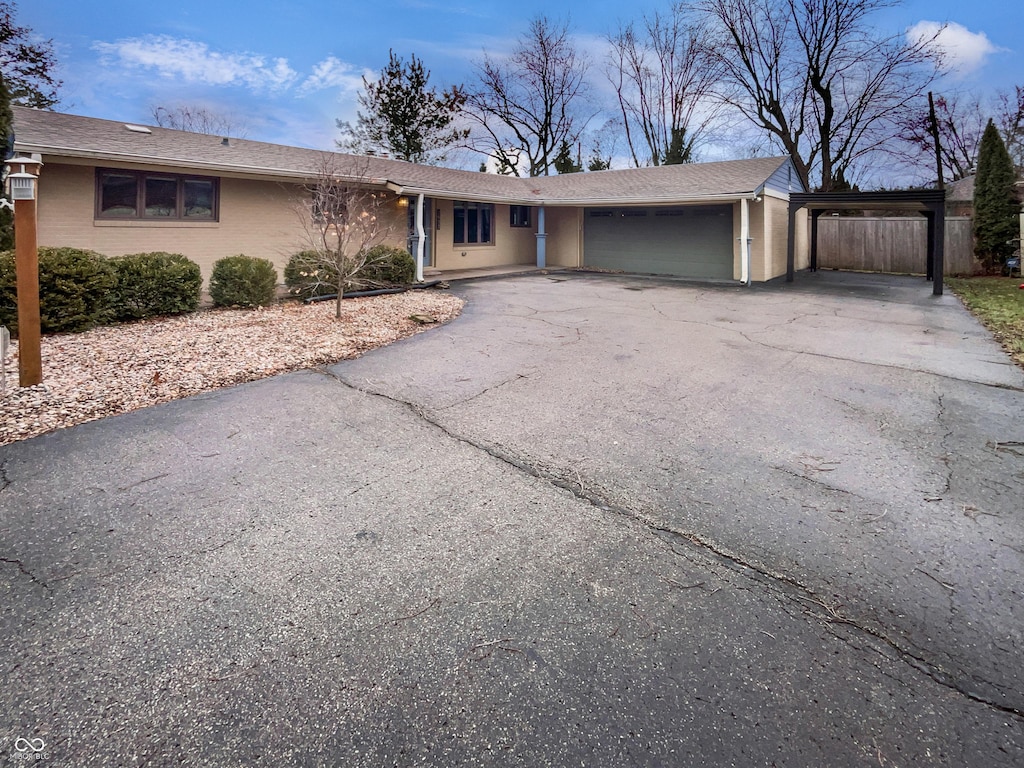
[12,106,790,205]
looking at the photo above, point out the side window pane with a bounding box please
[480,205,492,243]
[100,173,138,217]
[467,204,479,243]
[183,179,215,219]
[453,204,466,244]
[145,177,178,217]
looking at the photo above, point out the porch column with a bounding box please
[415,193,425,283]
[536,206,547,268]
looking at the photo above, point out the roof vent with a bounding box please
[221,137,230,146]
[124,124,152,134]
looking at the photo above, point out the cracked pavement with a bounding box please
[2,271,1023,766]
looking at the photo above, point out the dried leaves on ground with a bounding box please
[0,291,463,446]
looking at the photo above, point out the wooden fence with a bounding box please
[816,216,978,275]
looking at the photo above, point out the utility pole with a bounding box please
[927,92,945,190]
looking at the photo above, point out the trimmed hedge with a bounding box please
[209,254,278,308]
[109,252,202,320]
[0,247,116,335]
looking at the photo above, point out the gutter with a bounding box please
[13,142,390,186]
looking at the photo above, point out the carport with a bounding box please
[785,189,946,295]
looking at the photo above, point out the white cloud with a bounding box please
[908,21,1003,76]
[93,35,299,92]
[298,57,369,96]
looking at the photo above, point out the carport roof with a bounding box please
[13,106,793,206]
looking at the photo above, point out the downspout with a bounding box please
[536,206,547,268]
[415,193,425,283]
[739,197,751,286]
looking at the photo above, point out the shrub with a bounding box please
[0,247,115,335]
[284,250,339,299]
[109,252,202,320]
[357,245,415,287]
[208,254,278,308]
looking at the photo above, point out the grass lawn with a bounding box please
[947,276,1024,368]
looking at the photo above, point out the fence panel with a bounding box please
[817,217,978,275]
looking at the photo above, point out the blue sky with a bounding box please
[18,0,1024,165]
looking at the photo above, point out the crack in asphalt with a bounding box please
[316,366,1024,722]
[0,557,52,591]
[609,304,1022,392]
[737,331,1024,392]
[935,394,955,496]
[434,372,531,412]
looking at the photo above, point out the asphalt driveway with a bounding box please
[2,271,1023,766]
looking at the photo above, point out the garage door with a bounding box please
[584,205,734,279]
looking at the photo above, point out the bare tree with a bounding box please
[897,92,986,182]
[151,105,248,137]
[292,156,394,318]
[995,85,1024,174]
[467,16,590,177]
[606,3,724,167]
[700,0,940,190]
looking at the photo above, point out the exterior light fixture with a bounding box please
[6,156,41,201]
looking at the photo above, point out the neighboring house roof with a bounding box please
[12,106,795,206]
[946,175,975,202]
[946,173,1024,204]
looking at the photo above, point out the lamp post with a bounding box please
[6,155,42,386]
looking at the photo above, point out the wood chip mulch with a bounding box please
[0,291,464,446]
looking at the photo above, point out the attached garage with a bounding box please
[583,205,735,280]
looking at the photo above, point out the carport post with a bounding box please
[810,210,822,271]
[536,206,547,268]
[929,203,945,296]
[786,202,797,282]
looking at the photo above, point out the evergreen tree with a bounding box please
[553,139,582,174]
[0,0,62,108]
[662,127,694,165]
[0,72,13,250]
[973,119,1019,272]
[338,50,467,165]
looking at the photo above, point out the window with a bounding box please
[97,169,218,221]
[510,205,531,228]
[453,201,494,245]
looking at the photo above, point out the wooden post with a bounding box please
[14,193,41,386]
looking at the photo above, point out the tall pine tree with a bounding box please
[553,139,582,174]
[973,119,1019,272]
[337,51,467,165]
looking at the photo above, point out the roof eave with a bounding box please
[14,142,391,186]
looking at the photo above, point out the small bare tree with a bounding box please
[151,105,248,137]
[293,156,394,318]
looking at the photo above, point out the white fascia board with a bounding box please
[14,142,391,187]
